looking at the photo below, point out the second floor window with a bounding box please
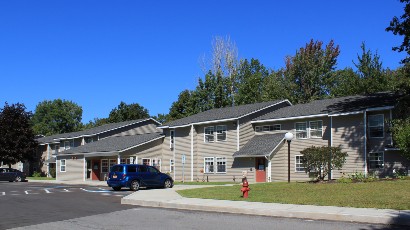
[170,130,175,149]
[64,141,72,150]
[309,121,323,138]
[368,114,384,138]
[204,126,215,142]
[296,122,307,139]
[255,125,281,132]
[216,125,227,141]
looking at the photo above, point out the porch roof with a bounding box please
[233,133,286,158]
[56,133,164,155]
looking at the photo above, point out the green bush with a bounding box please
[32,171,42,177]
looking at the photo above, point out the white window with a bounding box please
[101,159,109,173]
[296,122,307,139]
[109,159,117,170]
[170,130,175,149]
[142,158,151,166]
[204,126,215,143]
[255,125,281,132]
[120,158,131,164]
[216,157,226,173]
[295,155,305,172]
[85,137,93,143]
[309,121,323,138]
[369,114,384,138]
[369,152,384,169]
[216,125,227,141]
[170,159,174,172]
[60,159,66,172]
[204,157,214,173]
[64,141,71,150]
[152,159,161,171]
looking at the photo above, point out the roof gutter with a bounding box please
[252,113,328,123]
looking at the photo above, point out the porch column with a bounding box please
[236,120,240,151]
[117,154,120,164]
[267,158,272,182]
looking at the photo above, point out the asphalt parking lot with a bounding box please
[0,182,134,229]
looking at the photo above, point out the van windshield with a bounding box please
[111,165,123,173]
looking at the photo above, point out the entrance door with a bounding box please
[91,160,100,181]
[255,157,266,182]
[86,160,91,179]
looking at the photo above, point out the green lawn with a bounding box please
[174,181,236,185]
[177,179,410,210]
[27,177,56,180]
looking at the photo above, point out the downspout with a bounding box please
[364,111,367,176]
[236,119,240,151]
[191,125,194,182]
[328,116,333,181]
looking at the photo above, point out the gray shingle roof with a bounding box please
[60,133,164,154]
[233,133,286,157]
[37,118,159,144]
[163,100,288,128]
[254,92,401,122]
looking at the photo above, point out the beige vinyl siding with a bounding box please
[57,156,84,181]
[98,120,159,139]
[270,117,329,181]
[161,129,174,176]
[332,114,365,178]
[172,127,192,182]
[123,138,163,165]
[239,117,254,149]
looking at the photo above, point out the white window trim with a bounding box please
[295,155,305,172]
[309,120,323,139]
[215,157,227,174]
[295,122,308,139]
[204,157,214,173]
[60,159,66,172]
[216,125,227,142]
[368,152,384,170]
[142,158,152,166]
[255,124,281,132]
[204,126,215,143]
[170,130,175,149]
[368,114,385,139]
[64,141,71,150]
[169,159,175,173]
[101,159,109,173]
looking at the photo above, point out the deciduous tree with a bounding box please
[108,102,149,123]
[386,0,410,64]
[0,103,38,167]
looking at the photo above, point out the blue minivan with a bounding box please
[107,164,174,191]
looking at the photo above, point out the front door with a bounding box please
[255,157,266,182]
[91,160,100,181]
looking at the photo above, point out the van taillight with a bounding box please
[123,174,126,179]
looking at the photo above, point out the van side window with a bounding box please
[139,166,147,173]
[148,166,158,173]
[111,165,123,173]
[128,165,137,173]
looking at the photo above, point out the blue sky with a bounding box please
[0,0,406,123]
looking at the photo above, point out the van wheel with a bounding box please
[130,180,140,191]
[164,179,173,188]
[112,187,121,191]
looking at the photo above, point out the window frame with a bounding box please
[368,152,384,170]
[204,157,214,173]
[368,114,384,138]
[255,124,281,132]
[169,159,174,172]
[60,159,66,172]
[64,141,71,150]
[309,120,323,138]
[170,130,175,149]
[215,157,227,173]
[295,122,308,139]
[295,155,305,172]
[216,125,227,142]
[101,159,109,173]
[142,158,151,166]
[204,126,215,143]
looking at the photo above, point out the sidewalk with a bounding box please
[121,184,410,226]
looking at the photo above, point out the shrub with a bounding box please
[49,168,56,178]
[32,171,42,177]
[301,145,348,181]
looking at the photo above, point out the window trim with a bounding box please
[169,159,174,172]
[309,120,323,139]
[170,130,175,149]
[142,158,151,166]
[60,159,66,172]
[368,152,384,170]
[368,114,385,139]
[255,124,281,132]
[64,141,71,150]
[295,122,308,139]
[215,157,227,174]
[216,125,227,142]
[295,155,305,172]
[204,157,214,173]
[204,126,215,143]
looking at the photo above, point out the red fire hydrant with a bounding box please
[241,171,250,198]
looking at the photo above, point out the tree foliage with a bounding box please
[300,145,348,181]
[108,101,150,123]
[32,99,83,136]
[391,118,410,160]
[284,39,340,104]
[386,0,410,64]
[0,103,38,167]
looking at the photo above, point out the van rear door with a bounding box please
[109,165,124,181]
